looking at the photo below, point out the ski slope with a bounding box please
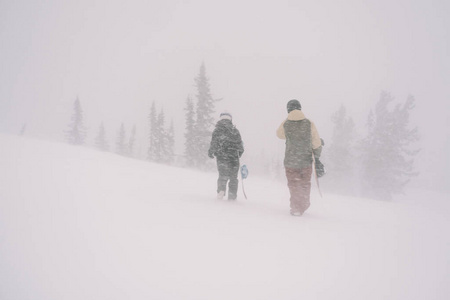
[1,134,449,300]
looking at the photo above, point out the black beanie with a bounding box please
[287,99,301,113]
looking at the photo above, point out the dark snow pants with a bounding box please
[285,166,312,214]
[216,158,239,200]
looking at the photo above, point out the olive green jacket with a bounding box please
[277,110,322,169]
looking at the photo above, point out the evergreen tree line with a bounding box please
[65,63,219,168]
[183,63,220,170]
[322,91,419,200]
[65,64,419,201]
[65,96,174,162]
[147,102,175,164]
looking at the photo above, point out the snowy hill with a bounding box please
[1,134,449,300]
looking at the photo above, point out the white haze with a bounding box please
[1,0,449,191]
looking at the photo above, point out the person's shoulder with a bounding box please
[309,119,318,126]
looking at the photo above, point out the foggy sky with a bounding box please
[1,0,449,190]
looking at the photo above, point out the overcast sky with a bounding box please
[1,0,449,190]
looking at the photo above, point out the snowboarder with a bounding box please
[277,99,322,216]
[208,112,244,200]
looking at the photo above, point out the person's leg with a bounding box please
[285,167,302,214]
[217,159,229,196]
[227,160,240,200]
[297,165,313,214]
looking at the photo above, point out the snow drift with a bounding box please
[0,134,449,300]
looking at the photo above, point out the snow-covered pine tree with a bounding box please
[156,110,175,164]
[192,63,219,169]
[155,109,166,163]
[166,120,175,164]
[325,104,357,195]
[360,92,419,200]
[184,96,196,167]
[148,103,173,164]
[66,97,86,145]
[128,124,136,158]
[148,102,158,161]
[95,122,109,152]
[116,123,127,156]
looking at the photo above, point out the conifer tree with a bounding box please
[155,109,166,163]
[148,103,174,164]
[148,102,158,161]
[192,63,219,169]
[166,120,175,164]
[66,97,86,145]
[360,92,419,200]
[116,123,127,156]
[325,105,357,195]
[95,122,109,152]
[128,124,136,158]
[184,96,196,167]
[156,110,175,164]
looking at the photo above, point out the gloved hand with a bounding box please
[315,158,325,178]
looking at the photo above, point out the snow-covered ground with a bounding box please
[1,134,449,300]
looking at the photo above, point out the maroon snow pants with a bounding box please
[285,166,312,214]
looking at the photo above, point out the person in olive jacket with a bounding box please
[277,99,322,216]
[208,112,244,200]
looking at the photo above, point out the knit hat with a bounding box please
[220,112,232,121]
[287,99,301,113]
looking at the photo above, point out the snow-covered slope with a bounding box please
[1,134,449,300]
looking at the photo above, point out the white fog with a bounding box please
[0,0,449,299]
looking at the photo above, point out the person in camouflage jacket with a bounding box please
[277,99,322,216]
[208,112,244,200]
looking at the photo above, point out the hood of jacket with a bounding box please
[287,110,306,121]
[216,119,234,129]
